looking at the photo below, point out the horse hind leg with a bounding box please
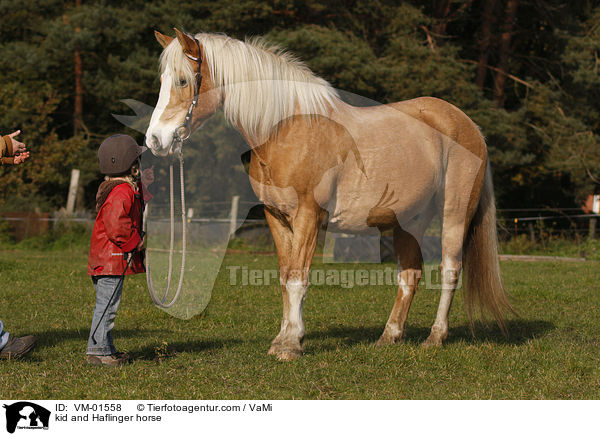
[424,160,475,347]
[424,128,486,346]
[377,226,423,345]
[423,227,462,347]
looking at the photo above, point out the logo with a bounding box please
[3,402,50,434]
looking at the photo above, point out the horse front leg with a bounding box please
[264,208,293,355]
[268,203,321,361]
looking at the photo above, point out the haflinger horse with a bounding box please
[146,29,513,360]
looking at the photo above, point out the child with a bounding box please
[86,134,149,366]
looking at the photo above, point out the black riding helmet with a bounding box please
[98,134,147,176]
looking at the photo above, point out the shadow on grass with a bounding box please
[29,328,245,362]
[131,337,244,361]
[407,319,555,345]
[29,319,554,361]
[31,328,168,347]
[305,325,382,345]
[305,319,555,350]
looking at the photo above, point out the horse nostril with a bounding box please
[149,135,159,149]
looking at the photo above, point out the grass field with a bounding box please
[0,244,599,399]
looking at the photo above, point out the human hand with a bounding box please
[13,151,30,164]
[136,234,146,251]
[141,166,154,186]
[7,130,27,154]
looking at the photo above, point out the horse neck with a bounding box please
[229,98,342,149]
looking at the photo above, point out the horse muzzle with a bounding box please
[146,134,171,157]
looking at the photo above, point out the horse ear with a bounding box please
[174,28,200,60]
[154,30,174,49]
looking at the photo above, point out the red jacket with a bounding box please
[88,182,145,276]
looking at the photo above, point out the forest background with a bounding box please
[1,0,599,214]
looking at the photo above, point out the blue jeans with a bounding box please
[0,319,9,350]
[86,276,125,356]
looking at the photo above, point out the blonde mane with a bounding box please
[160,33,339,144]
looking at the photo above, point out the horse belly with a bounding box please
[326,142,440,234]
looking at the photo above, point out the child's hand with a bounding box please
[136,235,146,252]
[141,166,154,186]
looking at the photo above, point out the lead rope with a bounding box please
[146,151,186,308]
[146,32,200,309]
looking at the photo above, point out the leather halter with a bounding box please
[172,34,203,148]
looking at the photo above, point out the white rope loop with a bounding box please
[146,151,187,309]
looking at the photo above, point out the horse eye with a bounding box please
[178,78,187,87]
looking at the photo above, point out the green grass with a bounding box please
[0,246,599,399]
[500,234,600,260]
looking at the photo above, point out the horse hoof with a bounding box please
[376,334,402,347]
[268,344,303,361]
[276,348,303,361]
[422,334,444,347]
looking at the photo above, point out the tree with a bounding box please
[1,0,599,212]
[475,0,498,90]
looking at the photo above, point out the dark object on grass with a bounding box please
[0,335,37,360]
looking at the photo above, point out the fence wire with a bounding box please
[2,207,599,243]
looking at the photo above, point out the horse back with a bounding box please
[390,97,487,163]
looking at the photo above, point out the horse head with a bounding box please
[146,29,221,156]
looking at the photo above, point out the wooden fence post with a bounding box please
[66,169,80,214]
[528,222,535,242]
[229,195,240,237]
